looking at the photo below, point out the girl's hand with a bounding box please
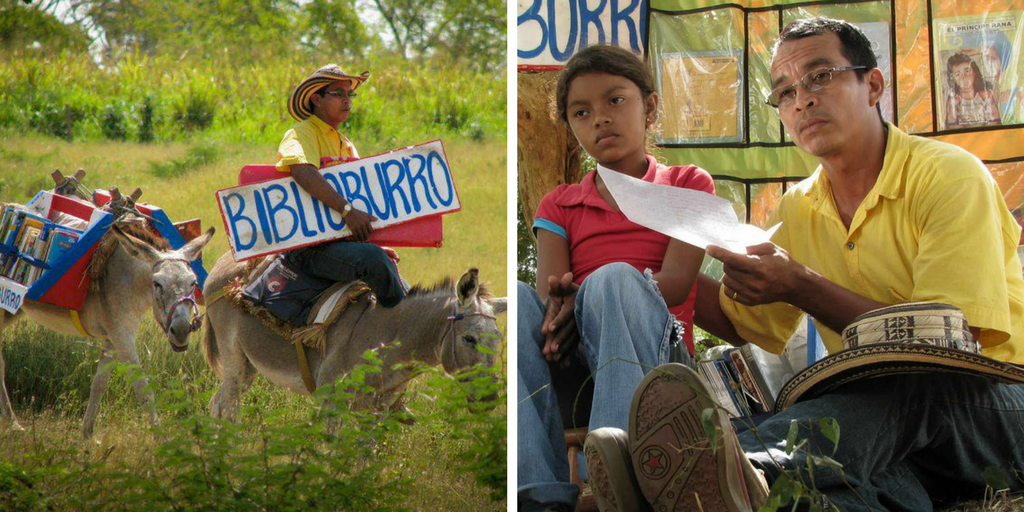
[541,272,579,362]
[546,312,579,366]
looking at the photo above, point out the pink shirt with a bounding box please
[533,155,715,351]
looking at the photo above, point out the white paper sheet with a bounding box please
[597,166,780,253]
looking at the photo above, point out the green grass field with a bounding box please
[0,133,507,511]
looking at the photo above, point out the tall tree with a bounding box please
[1,1,90,53]
[300,0,371,60]
[370,0,436,59]
[431,0,504,70]
[76,0,299,61]
[369,0,503,70]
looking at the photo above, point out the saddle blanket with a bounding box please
[228,255,371,349]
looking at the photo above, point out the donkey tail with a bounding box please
[201,314,222,379]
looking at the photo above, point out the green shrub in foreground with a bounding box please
[0,348,507,511]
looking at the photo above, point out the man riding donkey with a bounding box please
[275,64,406,307]
[196,63,507,422]
[582,17,1024,512]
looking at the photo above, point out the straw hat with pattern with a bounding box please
[288,64,370,122]
[775,302,1024,411]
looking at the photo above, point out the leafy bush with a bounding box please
[172,84,217,132]
[1,356,416,512]
[148,142,221,178]
[29,104,85,142]
[138,96,155,143]
[100,102,128,140]
[0,50,505,146]
[414,346,507,501]
[0,331,507,511]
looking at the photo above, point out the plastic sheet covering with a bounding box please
[895,0,933,133]
[710,179,748,223]
[748,10,782,143]
[750,181,786,227]
[650,2,892,147]
[650,9,746,144]
[646,0,1024,247]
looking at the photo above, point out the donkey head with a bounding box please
[439,268,507,375]
[113,225,215,352]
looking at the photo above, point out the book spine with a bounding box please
[0,207,12,245]
[3,214,25,278]
[728,350,768,415]
[714,360,744,419]
[699,360,740,418]
[740,344,777,413]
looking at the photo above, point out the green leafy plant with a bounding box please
[148,143,220,178]
[100,102,128,140]
[172,87,217,132]
[138,96,155,143]
[417,342,507,501]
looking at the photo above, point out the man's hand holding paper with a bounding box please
[707,242,810,307]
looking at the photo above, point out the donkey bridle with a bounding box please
[444,303,497,366]
[153,258,203,334]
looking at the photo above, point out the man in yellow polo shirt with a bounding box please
[275,64,405,308]
[582,18,1024,512]
[675,17,1023,512]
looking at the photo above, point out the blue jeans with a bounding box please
[741,373,1024,511]
[517,263,689,511]
[284,240,406,308]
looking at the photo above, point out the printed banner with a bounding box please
[217,140,460,261]
[935,12,1022,130]
[517,0,645,70]
[657,51,742,143]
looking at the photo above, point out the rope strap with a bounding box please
[295,341,316,394]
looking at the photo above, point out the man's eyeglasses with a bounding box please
[765,66,867,108]
[322,89,357,99]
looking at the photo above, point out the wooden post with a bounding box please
[517,72,583,232]
[50,169,90,200]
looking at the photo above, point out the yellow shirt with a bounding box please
[721,124,1024,364]
[276,115,358,172]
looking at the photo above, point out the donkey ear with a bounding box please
[112,225,161,264]
[180,227,215,262]
[488,297,507,316]
[456,267,479,306]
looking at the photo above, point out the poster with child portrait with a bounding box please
[935,13,1021,130]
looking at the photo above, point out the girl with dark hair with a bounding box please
[517,44,713,512]
[945,51,1001,128]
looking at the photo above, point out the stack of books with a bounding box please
[0,206,83,287]
[697,344,792,420]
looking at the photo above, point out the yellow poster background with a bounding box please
[659,52,742,143]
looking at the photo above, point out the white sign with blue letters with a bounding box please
[0,278,27,314]
[517,0,645,68]
[217,140,460,261]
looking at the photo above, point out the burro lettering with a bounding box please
[518,0,645,64]
[0,286,24,313]
[218,141,461,261]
